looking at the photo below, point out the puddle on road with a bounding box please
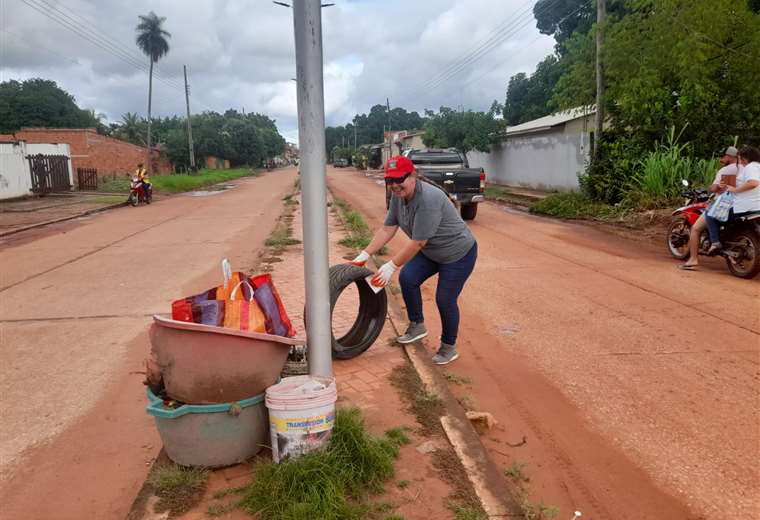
[186,184,237,197]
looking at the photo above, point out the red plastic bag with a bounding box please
[250,274,296,337]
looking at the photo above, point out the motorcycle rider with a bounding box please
[703,145,760,253]
[135,162,151,201]
[680,146,739,270]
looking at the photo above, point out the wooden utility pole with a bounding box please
[183,65,196,170]
[594,0,605,159]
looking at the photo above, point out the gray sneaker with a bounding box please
[396,321,428,344]
[432,342,459,365]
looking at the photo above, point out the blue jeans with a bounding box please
[399,243,477,345]
[705,209,742,244]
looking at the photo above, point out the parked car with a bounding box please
[334,158,349,168]
[386,149,485,220]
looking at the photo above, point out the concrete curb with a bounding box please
[366,256,524,519]
[0,201,128,238]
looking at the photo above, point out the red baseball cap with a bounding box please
[385,155,415,179]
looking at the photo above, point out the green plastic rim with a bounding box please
[146,388,265,419]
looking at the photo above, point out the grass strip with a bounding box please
[332,196,388,256]
[97,167,256,194]
[333,198,373,252]
[238,407,405,520]
[147,463,208,516]
[529,192,625,221]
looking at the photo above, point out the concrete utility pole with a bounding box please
[594,0,605,159]
[353,122,357,151]
[386,97,391,133]
[183,65,196,170]
[292,0,332,378]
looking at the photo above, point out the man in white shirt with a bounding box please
[704,145,760,253]
[680,146,739,269]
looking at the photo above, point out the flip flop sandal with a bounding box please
[678,264,699,271]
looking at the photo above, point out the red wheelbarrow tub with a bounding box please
[149,315,305,404]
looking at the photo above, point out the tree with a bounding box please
[534,0,627,50]
[0,78,101,133]
[117,112,145,145]
[136,11,171,172]
[324,104,426,155]
[534,0,595,48]
[551,0,760,202]
[422,106,504,155]
[504,55,567,125]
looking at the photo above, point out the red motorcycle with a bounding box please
[666,182,710,259]
[128,177,152,207]
[667,180,760,278]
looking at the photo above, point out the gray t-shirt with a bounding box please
[384,180,475,264]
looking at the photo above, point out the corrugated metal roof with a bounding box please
[505,106,594,136]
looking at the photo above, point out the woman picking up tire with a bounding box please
[350,155,477,365]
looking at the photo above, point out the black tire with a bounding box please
[725,230,760,279]
[129,193,138,207]
[461,203,478,221]
[305,264,388,359]
[666,217,690,260]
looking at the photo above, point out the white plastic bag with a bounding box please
[707,192,734,222]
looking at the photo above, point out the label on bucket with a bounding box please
[270,409,335,463]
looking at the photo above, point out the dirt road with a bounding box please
[329,167,759,520]
[0,169,296,519]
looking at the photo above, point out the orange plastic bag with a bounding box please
[222,281,266,332]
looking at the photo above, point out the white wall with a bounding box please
[0,143,31,199]
[0,142,73,200]
[467,125,590,191]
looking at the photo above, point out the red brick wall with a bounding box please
[14,128,172,181]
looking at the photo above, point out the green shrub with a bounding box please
[625,126,720,208]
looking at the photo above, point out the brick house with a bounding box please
[12,128,172,183]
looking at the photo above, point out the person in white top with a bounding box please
[704,145,760,253]
[680,146,739,269]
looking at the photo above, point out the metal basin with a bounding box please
[150,315,304,404]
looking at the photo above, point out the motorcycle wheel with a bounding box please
[725,231,760,279]
[666,217,690,260]
[129,193,138,207]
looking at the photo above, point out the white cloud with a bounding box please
[2,0,555,144]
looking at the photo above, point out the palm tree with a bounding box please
[135,12,170,172]
[120,112,143,145]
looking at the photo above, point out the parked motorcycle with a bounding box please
[128,177,152,207]
[667,180,760,278]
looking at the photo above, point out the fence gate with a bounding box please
[77,167,98,191]
[28,154,71,195]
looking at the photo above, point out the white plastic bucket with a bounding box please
[265,375,337,463]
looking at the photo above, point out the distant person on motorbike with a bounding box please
[680,146,739,269]
[703,145,760,254]
[349,155,477,365]
[135,163,151,201]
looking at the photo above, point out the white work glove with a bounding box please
[371,260,398,288]
[350,250,370,266]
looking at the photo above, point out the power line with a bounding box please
[415,0,569,98]
[31,0,185,90]
[407,0,537,97]
[441,0,591,108]
[19,0,219,114]
[404,0,587,111]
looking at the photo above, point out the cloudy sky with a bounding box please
[1,0,555,143]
